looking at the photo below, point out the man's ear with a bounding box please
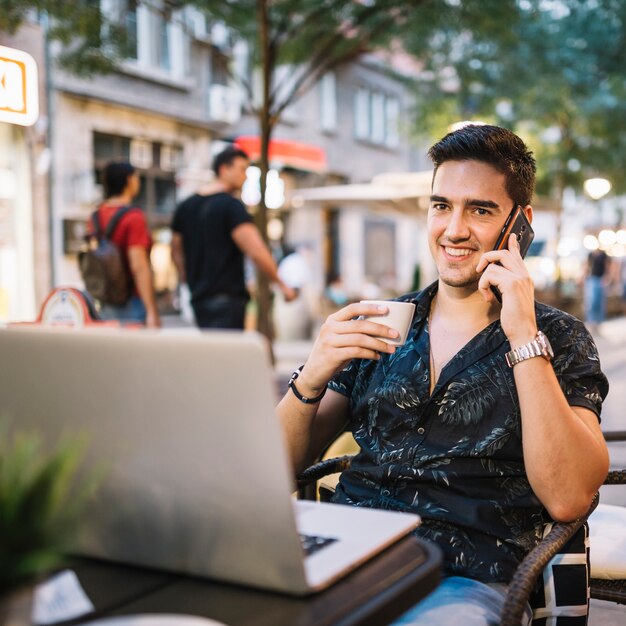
[523,204,533,224]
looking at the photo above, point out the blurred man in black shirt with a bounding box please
[171,147,295,329]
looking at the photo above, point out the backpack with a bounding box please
[78,206,133,306]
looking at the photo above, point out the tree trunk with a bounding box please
[255,0,274,352]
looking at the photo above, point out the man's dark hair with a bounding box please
[103,161,135,198]
[212,146,249,177]
[428,124,537,206]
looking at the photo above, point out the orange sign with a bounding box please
[0,45,39,127]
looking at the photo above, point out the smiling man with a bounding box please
[277,124,609,625]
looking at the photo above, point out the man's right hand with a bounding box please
[295,302,398,397]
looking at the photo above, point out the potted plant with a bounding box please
[0,423,95,625]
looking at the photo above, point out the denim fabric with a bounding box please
[193,295,247,330]
[584,276,606,324]
[99,296,146,324]
[391,576,532,626]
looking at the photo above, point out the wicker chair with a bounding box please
[296,454,626,625]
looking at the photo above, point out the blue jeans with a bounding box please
[392,576,532,626]
[584,276,606,324]
[99,296,147,324]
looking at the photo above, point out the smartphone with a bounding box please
[490,206,535,302]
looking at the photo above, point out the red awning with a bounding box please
[234,135,327,173]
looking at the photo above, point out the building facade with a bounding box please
[0,22,50,323]
[7,3,429,329]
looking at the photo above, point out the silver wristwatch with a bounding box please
[505,331,554,368]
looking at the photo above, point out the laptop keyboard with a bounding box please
[299,533,338,557]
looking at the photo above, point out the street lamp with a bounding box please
[583,177,612,232]
[583,177,611,200]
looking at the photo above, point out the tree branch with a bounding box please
[271,6,411,120]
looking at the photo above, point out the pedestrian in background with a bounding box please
[92,161,161,328]
[584,247,611,333]
[274,244,313,340]
[170,147,296,330]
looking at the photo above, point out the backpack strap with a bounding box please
[89,209,102,241]
[104,206,133,240]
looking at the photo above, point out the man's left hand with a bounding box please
[476,233,537,345]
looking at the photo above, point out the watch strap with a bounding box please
[288,366,327,404]
[505,331,552,368]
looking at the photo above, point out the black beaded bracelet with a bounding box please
[288,366,327,404]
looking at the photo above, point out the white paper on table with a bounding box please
[32,569,95,625]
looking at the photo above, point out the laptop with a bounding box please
[0,326,419,595]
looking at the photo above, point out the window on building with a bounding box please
[93,132,179,227]
[385,97,400,148]
[101,0,187,78]
[100,0,137,58]
[354,87,401,147]
[210,50,230,86]
[94,132,130,162]
[154,10,171,71]
[354,88,370,140]
[319,72,337,133]
[273,64,299,124]
[370,92,386,144]
[123,0,139,59]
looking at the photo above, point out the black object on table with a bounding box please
[60,535,441,626]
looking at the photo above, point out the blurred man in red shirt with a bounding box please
[90,161,161,328]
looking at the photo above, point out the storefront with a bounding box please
[0,44,40,322]
[51,96,208,314]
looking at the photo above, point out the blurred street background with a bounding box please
[3,1,626,338]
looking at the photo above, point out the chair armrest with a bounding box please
[500,493,599,626]
[604,469,626,485]
[296,455,354,499]
[603,431,626,442]
[296,455,624,622]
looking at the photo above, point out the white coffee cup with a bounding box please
[360,300,417,346]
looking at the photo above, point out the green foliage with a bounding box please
[188,0,423,119]
[0,1,135,76]
[0,424,95,593]
[409,0,626,196]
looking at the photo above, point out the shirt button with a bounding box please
[417,427,425,435]
[381,488,391,496]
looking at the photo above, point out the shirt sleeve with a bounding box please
[226,197,254,232]
[328,359,360,398]
[121,208,152,248]
[548,316,609,420]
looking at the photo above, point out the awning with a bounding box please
[288,171,561,215]
[288,171,433,215]
[234,135,327,173]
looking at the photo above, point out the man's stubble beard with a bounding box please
[438,268,481,291]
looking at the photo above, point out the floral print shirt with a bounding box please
[328,281,608,583]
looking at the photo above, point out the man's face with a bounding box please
[128,172,141,199]
[427,159,516,291]
[220,156,249,192]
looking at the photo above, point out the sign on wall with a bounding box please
[0,45,39,127]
